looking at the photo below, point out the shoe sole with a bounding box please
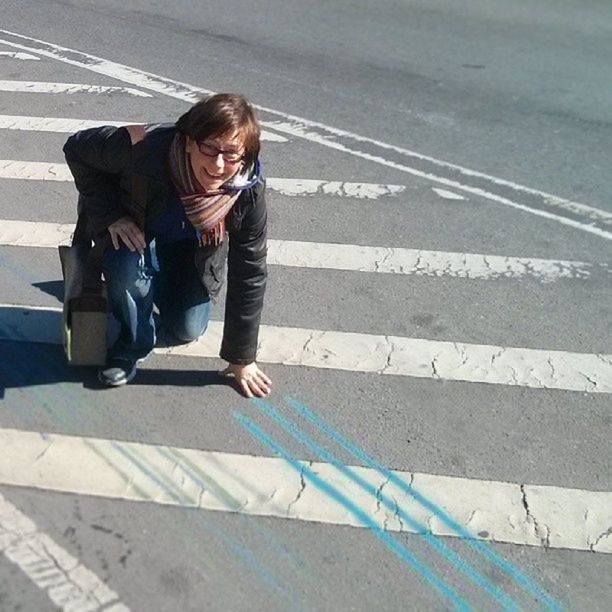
[98,367,137,387]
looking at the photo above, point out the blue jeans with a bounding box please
[102,239,211,361]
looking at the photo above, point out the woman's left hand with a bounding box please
[219,362,272,398]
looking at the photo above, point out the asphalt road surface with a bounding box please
[0,1,611,610]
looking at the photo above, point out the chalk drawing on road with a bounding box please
[0,426,609,556]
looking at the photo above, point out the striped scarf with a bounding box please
[168,132,240,245]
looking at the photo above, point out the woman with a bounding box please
[63,93,271,398]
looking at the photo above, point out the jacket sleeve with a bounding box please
[220,179,268,364]
[63,126,132,235]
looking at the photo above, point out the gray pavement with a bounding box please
[0,1,611,610]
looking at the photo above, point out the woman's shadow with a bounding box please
[0,281,230,397]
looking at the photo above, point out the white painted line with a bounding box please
[258,130,288,143]
[432,188,466,201]
[266,178,404,198]
[0,51,39,60]
[0,160,403,199]
[263,120,612,229]
[262,120,612,240]
[0,491,129,611]
[268,239,605,281]
[0,428,610,554]
[0,219,604,282]
[0,80,152,97]
[0,160,70,182]
[0,30,607,239]
[1,304,611,393]
[0,114,287,142]
[0,115,131,132]
[0,220,75,248]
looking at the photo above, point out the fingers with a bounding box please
[258,370,272,387]
[110,230,120,250]
[218,363,272,398]
[131,226,147,253]
[108,218,146,253]
[239,379,254,398]
[119,226,145,254]
[242,370,272,398]
[240,376,269,398]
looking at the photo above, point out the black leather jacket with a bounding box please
[63,123,267,365]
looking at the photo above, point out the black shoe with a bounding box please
[98,357,137,387]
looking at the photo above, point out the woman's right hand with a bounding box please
[108,216,146,254]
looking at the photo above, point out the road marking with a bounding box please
[0,114,288,142]
[0,80,152,97]
[0,160,69,181]
[0,51,39,60]
[267,397,559,608]
[0,219,606,283]
[0,491,129,611]
[263,120,612,230]
[262,121,612,240]
[0,30,609,239]
[1,304,610,393]
[268,239,604,281]
[265,177,404,198]
[235,414,480,612]
[0,427,609,554]
[0,160,404,199]
[432,188,466,201]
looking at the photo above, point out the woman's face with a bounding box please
[186,131,245,191]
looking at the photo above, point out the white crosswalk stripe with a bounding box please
[1,304,610,393]
[268,239,605,281]
[0,51,39,60]
[267,177,404,198]
[432,188,466,201]
[0,159,405,199]
[0,219,606,282]
[0,427,610,554]
[0,80,152,97]
[0,114,288,142]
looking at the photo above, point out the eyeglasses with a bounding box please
[197,141,244,164]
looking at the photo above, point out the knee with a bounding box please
[160,300,211,344]
[165,318,208,344]
[103,249,153,300]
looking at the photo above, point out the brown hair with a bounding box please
[176,93,261,167]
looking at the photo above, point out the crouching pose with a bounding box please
[63,93,271,397]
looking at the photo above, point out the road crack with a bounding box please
[520,485,550,548]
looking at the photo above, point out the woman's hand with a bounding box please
[219,362,272,398]
[108,216,146,254]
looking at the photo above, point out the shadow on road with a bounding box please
[0,338,230,399]
[32,280,64,302]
